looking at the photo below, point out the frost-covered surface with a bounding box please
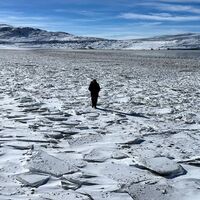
[0,49,200,199]
[16,173,50,187]
[136,157,186,178]
[0,24,199,50]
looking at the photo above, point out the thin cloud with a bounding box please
[119,12,200,21]
[54,9,105,17]
[160,4,200,14]
[142,3,200,14]
[0,12,54,30]
[158,0,200,2]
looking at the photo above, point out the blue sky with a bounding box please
[0,0,200,39]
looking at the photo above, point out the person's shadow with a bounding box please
[96,107,149,118]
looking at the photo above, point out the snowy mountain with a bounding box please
[128,33,200,50]
[0,24,105,42]
[0,24,199,49]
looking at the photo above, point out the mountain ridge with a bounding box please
[0,24,199,50]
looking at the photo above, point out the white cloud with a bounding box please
[141,3,200,14]
[0,12,54,30]
[158,0,200,2]
[161,5,200,14]
[119,12,200,21]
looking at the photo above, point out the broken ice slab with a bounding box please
[17,138,58,144]
[84,148,128,162]
[63,171,97,180]
[172,177,200,197]
[53,128,79,136]
[43,128,79,139]
[83,149,111,163]
[46,114,71,121]
[28,150,79,177]
[61,179,81,190]
[76,126,89,130]
[7,142,34,150]
[6,114,27,119]
[22,106,40,112]
[62,171,99,188]
[16,172,50,187]
[128,181,174,200]
[178,157,200,166]
[62,174,114,192]
[59,121,80,127]
[18,96,35,103]
[138,157,187,178]
[102,163,159,186]
[38,191,90,200]
[14,117,36,123]
[111,151,129,159]
[81,191,134,200]
[68,134,102,147]
[44,131,64,139]
[18,102,44,108]
[118,137,145,145]
[56,153,87,168]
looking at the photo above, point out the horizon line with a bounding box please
[0,23,200,40]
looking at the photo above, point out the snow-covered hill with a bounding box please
[0,24,199,50]
[0,24,106,42]
[126,33,200,50]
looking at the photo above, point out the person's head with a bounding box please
[93,79,97,82]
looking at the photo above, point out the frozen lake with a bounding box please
[120,49,200,59]
[0,49,200,200]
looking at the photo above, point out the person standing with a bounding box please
[89,79,100,108]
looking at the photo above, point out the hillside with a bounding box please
[0,24,199,50]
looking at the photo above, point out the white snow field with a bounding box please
[0,49,200,200]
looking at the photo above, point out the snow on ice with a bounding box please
[0,49,200,199]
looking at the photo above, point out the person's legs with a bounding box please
[91,93,98,108]
[93,96,98,108]
[91,96,95,108]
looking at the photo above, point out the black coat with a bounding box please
[89,81,100,96]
